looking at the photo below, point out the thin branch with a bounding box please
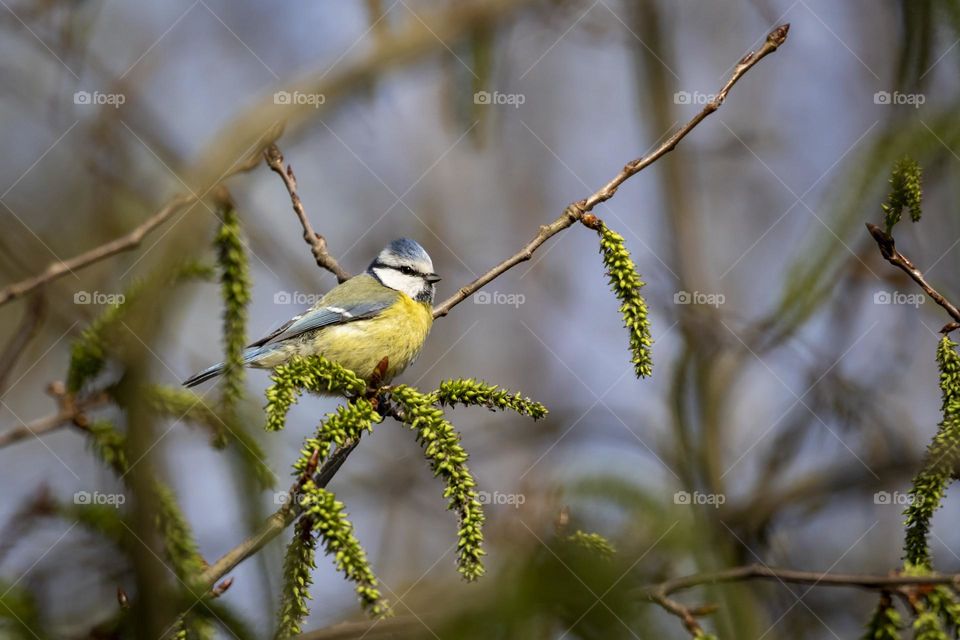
[0,383,109,448]
[263,144,351,283]
[866,222,960,331]
[0,194,194,307]
[297,617,422,640]
[196,439,360,588]
[432,23,791,318]
[641,563,960,637]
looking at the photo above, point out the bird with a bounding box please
[183,238,440,388]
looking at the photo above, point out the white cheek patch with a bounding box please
[373,268,425,299]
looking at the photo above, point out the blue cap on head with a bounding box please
[385,238,430,262]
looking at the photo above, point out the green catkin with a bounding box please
[293,400,380,475]
[596,222,654,378]
[265,356,367,432]
[215,202,251,447]
[433,378,548,420]
[862,594,902,640]
[565,530,616,559]
[882,157,923,233]
[903,336,960,568]
[274,518,317,639]
[391,385,485,580]
[298,481,387,617]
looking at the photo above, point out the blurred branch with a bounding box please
[0,382,108,448]
[642,564,960,637]
[197,439,360,589]
[0,194,194,308]
[866,222,960,330]
[432,23,790,318]
[0,294,45,394]
[297,617,422,639]
[263,144,351,283]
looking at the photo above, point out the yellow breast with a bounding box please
[307,295,433,382]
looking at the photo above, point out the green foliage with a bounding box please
[265,356,367,432]
[903,336,960,568]
[863,595,902,640]
[391,385,485,580]
[0,579,47,640]
[146,385,275,488]
[87,419,129,475]
[293,399,380,475]
[215,201,252,447]
[595,222,653,378]
[66,261,215,393]
[565,530,616,559]
[433,378,548,420]
[153,481,206,585]
[882,157,923,233]
[275,519,316,639]
[298,480,387,616]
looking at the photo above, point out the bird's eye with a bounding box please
[399,266,415,275]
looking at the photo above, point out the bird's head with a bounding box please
[367,238,441,304]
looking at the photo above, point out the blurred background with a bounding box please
[1,0,960,638]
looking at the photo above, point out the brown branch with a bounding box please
[196,439,360,588]
[641,563,960,637]
[263,144,351,283]
[432,23,790,318]
[0,382,109,448]
[296,617,422,640]
[866,222,960,331]
[0,194,195,308]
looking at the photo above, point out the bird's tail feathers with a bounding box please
[182,345,276,387]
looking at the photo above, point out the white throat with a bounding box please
[373,267,432,302]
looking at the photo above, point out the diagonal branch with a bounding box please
[263,144,351,283]
[867,222,960,331]
[432,23,790,318]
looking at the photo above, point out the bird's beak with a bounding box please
[426,273,442,283]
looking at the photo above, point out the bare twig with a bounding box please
[641,563,960,637]
[432,23,790,318]
[0,194,195,308]
[866,222,960,331]
[297,616,422,639]
[0,383,109,448]
[0,294,45,394]
[263,144,351,283]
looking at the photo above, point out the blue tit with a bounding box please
[183,238,441,387]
